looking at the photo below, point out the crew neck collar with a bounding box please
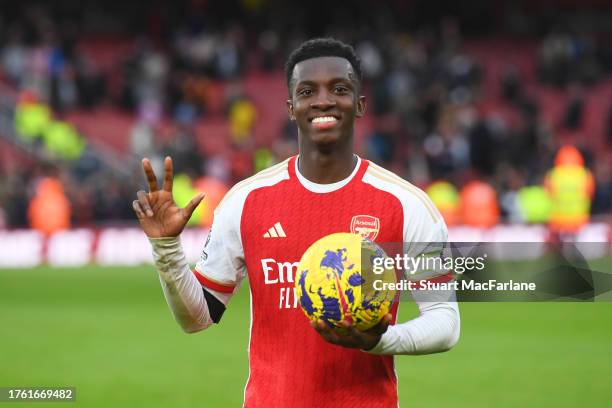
[294,155,362,193]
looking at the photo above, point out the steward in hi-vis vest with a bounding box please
[544,146,594,233]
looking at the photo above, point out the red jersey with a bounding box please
[194,156,447,408]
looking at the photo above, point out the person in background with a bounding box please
[194,175,229,228]
[460,179,499,228]
[28,175,71,235]
[544,145,594,239]
[427,180,460,226]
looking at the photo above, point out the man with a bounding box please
[133,38,460,408]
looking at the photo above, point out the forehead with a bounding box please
[292,56,355,85]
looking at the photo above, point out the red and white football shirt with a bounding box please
[194,156,447,408]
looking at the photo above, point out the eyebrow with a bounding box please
[295,77,355,87]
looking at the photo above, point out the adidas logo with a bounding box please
[263,222,286,238]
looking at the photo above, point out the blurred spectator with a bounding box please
[498,165,525,223]
[130,101,164,174]
[14,92,51,144]
[253,147,275,173]
[0,1,611,230]
[1,168,30,227]
[366,128,395,165]
[173,173,201,226]
[562,84,585,130]
[423,107,470,179]
[42,120,85,160]
[229,96,257,145]
[517,185,552,224]
[1,26,27,87]
[538,29,603,88]
[545,146,595,234]
[426,180,460,226]
[216,26,245,79]
[468,118,498,176]
[28,176,71,235]
[591,160,612,215]
[460,180,500,228]
[163,122,203,175]
[501,66,522,103]
[194,176,229,228]
[203,154,230,184]
[258,30,280,72]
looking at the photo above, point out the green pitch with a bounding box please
[1,265,611,407]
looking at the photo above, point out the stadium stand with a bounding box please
[0,0,610,233]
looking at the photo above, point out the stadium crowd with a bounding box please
[0,1,611,232]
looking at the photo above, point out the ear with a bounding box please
[356,95,366,118]
[286,99,296,121]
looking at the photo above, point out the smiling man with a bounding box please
[133,38,460,408]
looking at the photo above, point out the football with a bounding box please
[295,232,396,331]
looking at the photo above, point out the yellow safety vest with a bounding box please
[547,165,591,228]
[173,174,201,226]
[517,186,552,223]
[15,103,51,142]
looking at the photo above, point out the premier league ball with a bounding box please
[295,232,396,331]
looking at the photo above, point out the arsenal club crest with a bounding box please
[350,215,380,240]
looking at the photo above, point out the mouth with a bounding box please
[309,115,340,130]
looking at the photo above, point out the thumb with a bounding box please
[183,192,206,219]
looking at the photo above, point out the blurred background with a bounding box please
[0,0,610,240]
[0,2,611,407]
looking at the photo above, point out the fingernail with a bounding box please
[147,210,153,217]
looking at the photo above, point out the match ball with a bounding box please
[295,232,396,331]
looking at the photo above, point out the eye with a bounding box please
[297,88,312,97]
[334,85,349,94]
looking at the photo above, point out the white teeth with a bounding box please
[312,116,337,123]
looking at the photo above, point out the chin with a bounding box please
[312,132,341,144]
[305,128,346,145]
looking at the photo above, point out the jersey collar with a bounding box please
[292,155,363,193]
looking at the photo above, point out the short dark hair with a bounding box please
[285,38,362,93]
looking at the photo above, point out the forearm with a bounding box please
[149,237,213,333]
[367,291,460,355]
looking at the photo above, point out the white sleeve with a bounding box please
[365,289,460,355]
[148,188,246,332]
[193,191,247,305]
[149,237,214,333]
[367,186,460,355]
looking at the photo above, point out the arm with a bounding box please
[368,192,460,354]
[311,288,460,354]
[132,157,219,333]
[312,185,461,353]
[365,289,460,355]
[149,237,216,333]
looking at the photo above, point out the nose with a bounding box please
[310,88,336,110]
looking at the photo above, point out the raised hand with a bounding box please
[132,156,205,238]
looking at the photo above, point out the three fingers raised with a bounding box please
[136,156,205,222]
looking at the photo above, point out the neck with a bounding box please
[297,144,356,184]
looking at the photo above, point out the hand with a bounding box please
[132,156,205,238]
[311,314,392,350]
